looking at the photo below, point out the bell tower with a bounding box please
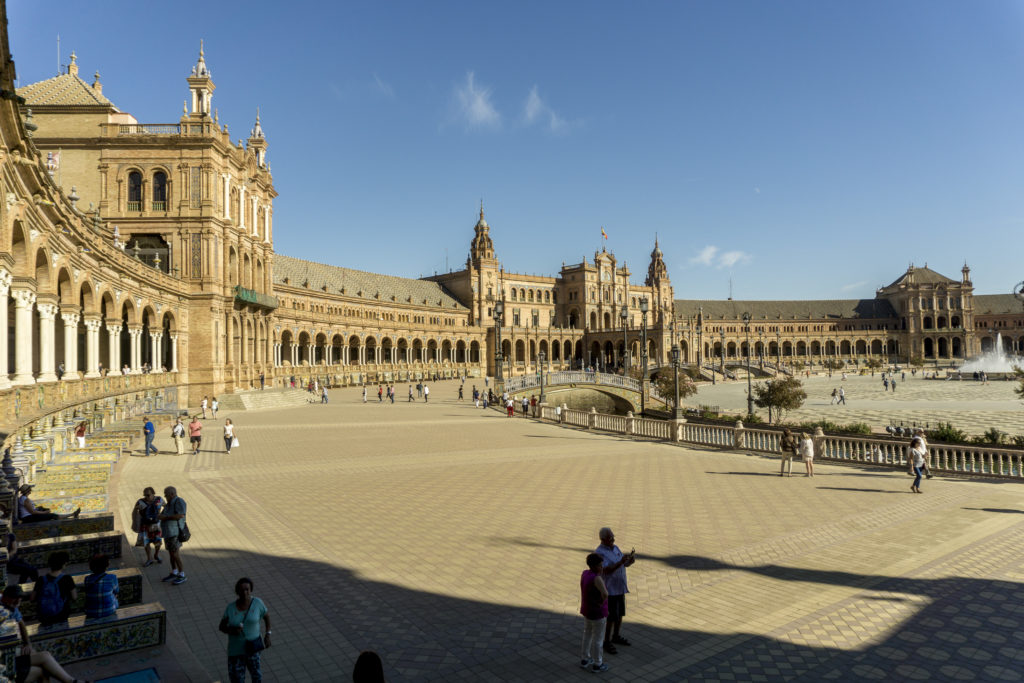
[645,237,673,325]
[248,108,267,167]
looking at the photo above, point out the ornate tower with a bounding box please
[186,41,214,117]
[248,108,267,168]
[466,203,500,327]
[645,238,673,325]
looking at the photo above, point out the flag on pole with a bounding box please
[600,227,608,240]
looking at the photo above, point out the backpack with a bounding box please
[143,499,161,526]
[38,574,66,619]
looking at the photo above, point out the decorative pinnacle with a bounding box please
[479,199,484,220]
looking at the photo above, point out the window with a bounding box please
[528,290,534,302]
[127,171,142,211]
[511,289,517,301]
[544,291,550,303]
[513,309,521,326]
[152,171,167,210]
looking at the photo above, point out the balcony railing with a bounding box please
[233,285,279,310]
[118,124,181,135]
[126,201,141,212]
[151,201,165,211]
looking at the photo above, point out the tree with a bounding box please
[1015,368,1024,403]
[909,355,925,369]
[790,360,805,372]
[864,358,883,375]
[651,371,698,409]
[752,376,807,424]
[822,358,844,371]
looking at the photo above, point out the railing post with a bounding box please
[589,407,597,430]
[560,403,567,425]
[672,414,686,442]
[733,420,745,450]
[626,411,635,436]
[813,426,825,461]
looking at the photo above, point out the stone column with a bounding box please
[36,302,58,383]
[239,183,246,231]
[0,270,11,390]
[60,311,81,380]
[106,323,122,375]
[151,333,164,372]
[222,174,231,219]
[241,323,248,364]
[11,289,36,386]
[128,326,142,373]
[170,335,178,372]
[251,196,259,236]
[83,318,102,378]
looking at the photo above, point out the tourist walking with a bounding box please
[160,486,188,585]
[909,436,927,493]
[201,396,209,418]
[506,397,514,417]
[838,387,846,405]
[521,395,529,417]
[171,417,186,455]
[911,429,933,479]
[779,428,796,477]
[408,385,414,402]
[830,388,838,405]
[212,397,219,418]
[224,419,236,454]
[321,386,329,404]
[74,421,88,448]
[259,372,265,390]
[799,432,815,477]
[389,385,395,403]
[579,552,610,673]
[530,395,538,417]
[595,527,635,655]
[143,417,159,456]
[362,386,367,403]
[220,577,271,683]
[378,385,383,403]
[423,384,430,402]
[189,416,203,455]
[132,487,164,566]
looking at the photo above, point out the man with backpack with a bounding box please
[30,551,75,627]
[171,417,186,456]
[132,487,164,567]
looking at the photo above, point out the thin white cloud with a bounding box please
[454,72,500,128]
[840,280,868,292]
[522,85,566,132]
[690,245,718,266]
[372,73,394,98]
[717,251,751,269]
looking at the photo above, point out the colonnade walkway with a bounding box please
[111,384,1024,681]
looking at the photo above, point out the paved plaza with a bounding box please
[696,373,1024,437]
[106,383,1024,681]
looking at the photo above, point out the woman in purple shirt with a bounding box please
[579,553,609,673]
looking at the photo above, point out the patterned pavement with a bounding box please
[110,383,1024,681]
[697,373,1024,437]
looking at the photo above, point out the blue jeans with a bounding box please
[145,433,157,455]
[913,465,923,489]
[228,652,261,682]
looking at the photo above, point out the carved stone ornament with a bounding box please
[29,228,40,241]
[5,192,17,209]
[115,290,121,301]
[51,253,59,268]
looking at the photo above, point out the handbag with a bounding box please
[178,520,191,543]
[239,600,265,655]
[231,436,239,448]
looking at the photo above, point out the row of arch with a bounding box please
[126,170,168,211]
[275,331,484,366]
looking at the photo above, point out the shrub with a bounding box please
[744,413,764,424]
[982,427,1006,445]
[841,422,873,435]
[929,422,967,444]
[1012,435,1024,448]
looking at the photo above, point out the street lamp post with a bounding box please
[742,312,754,417]
[698,321,710,384]
[493,300,504,382]
[621,307,629,374]
[640,297,649,415]
[776,330,782,369]
[538,350,546,404]
[672,343,683,420]
[758,330,764,370]
[719,329,726,378]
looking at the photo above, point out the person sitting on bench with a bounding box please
[17,485,80,523]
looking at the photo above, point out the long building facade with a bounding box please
[2,25,1022,417]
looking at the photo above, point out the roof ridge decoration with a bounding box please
[192,39,210,78]
[18,52,117,108]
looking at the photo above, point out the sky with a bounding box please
[9,1,1024,301]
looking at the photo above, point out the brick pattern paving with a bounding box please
[112,384,1024,681]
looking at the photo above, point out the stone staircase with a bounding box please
[216,388,314,412]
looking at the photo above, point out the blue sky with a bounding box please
[10,1,1024,300]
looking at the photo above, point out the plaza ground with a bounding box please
[694,372,1024,437]
[103,382,1024,681]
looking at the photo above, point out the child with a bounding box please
[580,553,609,673]
[84,554,120,619]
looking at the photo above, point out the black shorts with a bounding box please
[190,436,201,445]
[607,594,626,619]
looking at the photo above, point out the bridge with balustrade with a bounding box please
[499,370,674,414]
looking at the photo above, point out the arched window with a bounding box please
[544,291,550,303]
[128,171,142,211]
[152,171,167,210]
[511,289,517,301]
[528,290,534,302]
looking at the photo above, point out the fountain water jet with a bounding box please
[959,333,1022,374]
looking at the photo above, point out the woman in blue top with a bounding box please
[220,577,272,683]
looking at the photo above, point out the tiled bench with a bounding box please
[0,602,167,667]
[17,568,143,622]
[18,531,123,567]
[14,514,115,542]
